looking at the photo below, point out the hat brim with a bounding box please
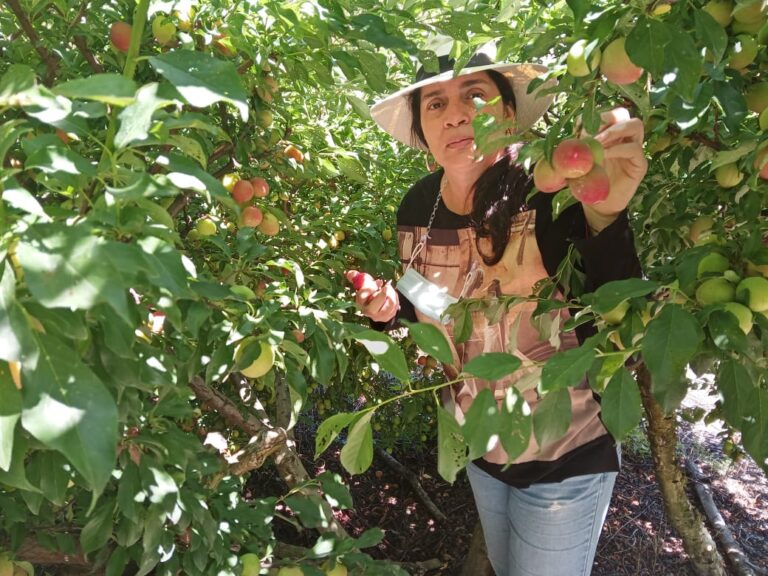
[370,62,556,150]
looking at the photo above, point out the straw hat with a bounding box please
[370,40,557,150]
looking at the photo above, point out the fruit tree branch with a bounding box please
[6,0,60,84]
[73,35,104,74]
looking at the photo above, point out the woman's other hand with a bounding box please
[584,107,648,232]
[346,270,399,323]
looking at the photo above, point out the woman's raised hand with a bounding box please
[346,270,399,323]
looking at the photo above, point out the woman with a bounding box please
[350,44,647,576]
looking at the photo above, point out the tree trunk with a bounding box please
[460,521,494,576]
[635,365,726,576]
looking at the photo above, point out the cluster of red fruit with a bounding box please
[224,174,280,235]
[532,137,610,204]
[566,37,643,86]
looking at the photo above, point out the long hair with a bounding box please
[407,69,530,266]
[470,153,533,265]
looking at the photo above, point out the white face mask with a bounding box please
[396,267,458,324]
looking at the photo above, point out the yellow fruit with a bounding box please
[566,40,601,77]
[195,218,217,237]
[723,302,753,334]
[733,0,765,23]
[334,230,345,242]
[235,338,275,379]
[599,300,630,325]
[151,14,177,46]
[326,563,348,576]
[8,361,21,389]
[222,173,240,192]
[652,3,672,15]
[735,276,768,311]
[257,212,280,236]
[744,82,768,114]
[702,0,733,26]
[728,35,759,70]
[715,163,743,188]
[277,567,304,576]
[688,216,714,245]
[381,228,393,241]
[696,277,736,305]
[241,553,260,576]
[746,259,768,277]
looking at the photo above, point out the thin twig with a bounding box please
[73,35,103,73]
[374,446,447,522]
[6,0,60,84]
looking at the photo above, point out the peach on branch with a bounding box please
[110,21,133,53]
[735,276,768,311]
[569,164,610,205]
[733,0,765,23]
[249,177,270,198]
[151,14,177,46]
[257,212,280,236]
[745,82,768,113]
[221,173,239,192]
[566,40,601,77]
[284,144,304,163]
[552,138,594,178]
[240,206,263,228]
[697,251,730,278]
[381,227,393,241]
[753,146,768,179]
[714,163,744,188]
[195,218,217,237]
[689,215,715,244]
[695,277,735,305]
[728,35,758,70]
[235,338,275,379]
[723,302,754,334]
[231,179,255,204]
[533,158,567,193]
[600,38,643,85]
[702,0,734,26]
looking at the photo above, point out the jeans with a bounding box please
[466,462,617,576]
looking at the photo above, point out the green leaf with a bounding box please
[600,368,642,441]
[743,388,768,471]
[318,471,353,509]
[355,51,388,92]
[462,352,521,381]
[0,120,32,166]
[641,305,703,412]
[498,387,532,462]
[1,181,50,220]
[149,51,249,121]
[308,329,336,386]
[285,493,332,529]
[0,262,37,363]
[532,388,571,449]
[0,363,21,471]
[403,321,453,365]
[665,33,703,102]
[694,9,728,64]
[315,411,357,457]
[21,333,118,495]
[717,359,755,429]
[540,344,595,392]
[17,225,133,323]
[346,94,371,120]
[55,74,136,106]
[336,155,367,183]
[115,83,175,149]
[708,310,749,352]
[0,64,37,106]
[353,330,410,383]
[80,498,115,555]
[452,305,473,344]
[349,14,414,51]
[436,406,468,483]
[590,278,658,314]
[25,145,96,177]
[626,17,672,77]
[0,430,39,492]
[340,411,374,475]
[461,389,500,460]
[105,547,130,576]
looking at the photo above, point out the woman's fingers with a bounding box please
[362,283,398,322]
[595,118,644,148]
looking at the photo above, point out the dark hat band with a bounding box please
[414,52,496,83]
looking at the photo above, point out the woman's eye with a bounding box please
[427,101,442,110]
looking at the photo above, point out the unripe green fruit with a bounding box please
[566,40,601,77]
[714,163,743,188]
[382,228,393,241]
[759,106,768,130]
[235,338,275,378]
[195,218,217,237]
[258,212,280,236]
[152,14,177,46]
[697,252,730,278]
[732,18,765,35]
[326,563,348,576]
[728,35,759,70]
[599,300,630,325]
[277,567,304,576]
[744,82,768,113]
[733,0,765,23]
[735,276,768,311]
[702,0,733,26]
[723,302,753,334]
[241,553,260,576]
[688,215,715,245]
[696,277,736,305]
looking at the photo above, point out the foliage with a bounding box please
[0,0,767,574]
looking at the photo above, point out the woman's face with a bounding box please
[419,71,513,170]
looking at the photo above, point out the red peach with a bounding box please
[552,138,594,179]
[250,177,270,198]
[569,165,611,205]
[110,21,133,53]
[232,180,255,204]
[601,38,644,85]
[240,206,263,228]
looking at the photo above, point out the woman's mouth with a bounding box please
[446,137,474,150]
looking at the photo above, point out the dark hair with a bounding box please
[407,69,516,149]
[407,69,529,266]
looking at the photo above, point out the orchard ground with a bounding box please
[245,383,768,576]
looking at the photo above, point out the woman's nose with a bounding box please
[443,99,473,127]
